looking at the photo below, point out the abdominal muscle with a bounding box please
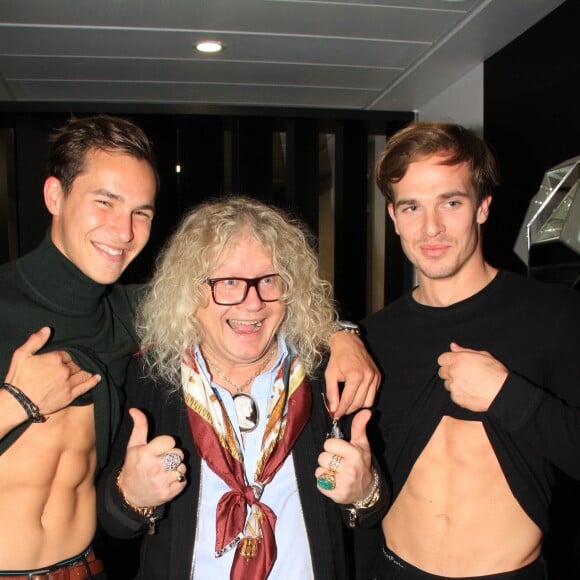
[0,405,97,570]
[383,416,542,577]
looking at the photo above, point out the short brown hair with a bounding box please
[375,121,499,204]
[47,114,159,195]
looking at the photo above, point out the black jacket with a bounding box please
[97,355,387,579]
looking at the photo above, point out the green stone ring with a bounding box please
[317,472,336,491]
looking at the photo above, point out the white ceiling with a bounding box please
[0,0,565,112]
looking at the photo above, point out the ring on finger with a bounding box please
[317,472,336,491]
[328,454,342,472]
[175,470,185,483]
[163,452,182,471]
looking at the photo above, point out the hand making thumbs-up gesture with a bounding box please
[116,408,187,509]
[315,409,375,505]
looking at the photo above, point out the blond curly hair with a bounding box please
[137,196,338,386]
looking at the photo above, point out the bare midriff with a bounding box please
[383,416,542,576]
[0,405,97,569]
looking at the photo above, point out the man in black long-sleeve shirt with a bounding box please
[362,121,580,579]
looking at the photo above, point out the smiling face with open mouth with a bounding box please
[44,148,156,285]
[197,234,286,379]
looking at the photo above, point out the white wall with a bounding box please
[417,64,484,135]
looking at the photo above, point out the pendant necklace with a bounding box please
[205,346,276,433]
[321,392,344,439]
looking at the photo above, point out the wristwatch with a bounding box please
[336,320,361,336]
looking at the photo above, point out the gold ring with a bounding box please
[175,470,185,483]
[328,454,342,472]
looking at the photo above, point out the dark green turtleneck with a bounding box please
[0,234,141,470]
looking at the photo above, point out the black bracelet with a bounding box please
[1,382,46,423]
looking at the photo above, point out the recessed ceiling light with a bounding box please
[195,41,223,54]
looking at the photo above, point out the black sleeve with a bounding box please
[488,290,580,479]
[96,357,164,539]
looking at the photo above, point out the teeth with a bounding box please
[94,243,124,256]
[231,320,262,327]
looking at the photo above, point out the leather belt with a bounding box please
[0,549,104,580]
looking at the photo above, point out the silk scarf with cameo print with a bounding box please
[181,350,312,580]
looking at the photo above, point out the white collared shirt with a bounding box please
[191,338,314,580]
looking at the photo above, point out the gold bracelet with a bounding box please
[116,471,157,518]
[345,467,382,528]
[353,467,380,509]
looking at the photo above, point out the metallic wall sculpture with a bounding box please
[514,156,580,287]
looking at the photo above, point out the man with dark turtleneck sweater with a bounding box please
[0,115,158,578]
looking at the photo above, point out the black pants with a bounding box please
[372,543,548,580]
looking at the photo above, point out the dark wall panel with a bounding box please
[285,118,320,236]
[230,116,274,201]
[178,115,225,210]
[484,0,579,275]
[484,1,580,576]
[334,120,368,321]
[14,114,67,255]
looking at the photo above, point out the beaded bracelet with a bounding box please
[1,382,46,423]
